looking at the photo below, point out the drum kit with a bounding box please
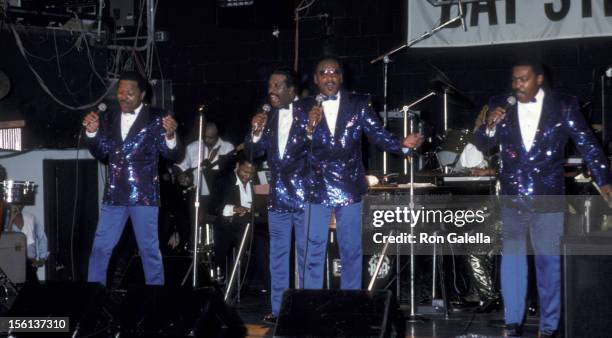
[386,72,476,175]
[436,129,473,171]
[0,180,37,205]
[0,181,36,310]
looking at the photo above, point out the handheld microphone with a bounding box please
[504,95,517,110]
[315,94,325,107]
[262,103,271,114]
[307,94,326,136]
[82,102,107,128]
[97,102,108,113]
[487,95,516,129]
[253,103,271,135]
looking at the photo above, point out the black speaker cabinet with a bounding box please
[563,233,612,338]
[275,289,399,338]
[115,285,246,338]
[7,281,112,337]
[0,232,26,284]
[7,283,246,338]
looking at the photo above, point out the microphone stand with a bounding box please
[225,114,262,303]
[403,92,436,175]
[602,73,608,152]
[224,221,251,303]
[371,5,463,174]
[191,111,205,288]
[367,92,436,310]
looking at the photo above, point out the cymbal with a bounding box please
[0,70,10,101]
[430,77,474,109]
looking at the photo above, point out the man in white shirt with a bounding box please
[175,122,235,228]
[474,60,612,338]
[210,158,255,282]
[303,57,423,291]
[248,68,310,323]
[82,71,179,286]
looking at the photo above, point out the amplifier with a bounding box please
[0,232,27,284]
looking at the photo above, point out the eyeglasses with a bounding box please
[318,68,341,76]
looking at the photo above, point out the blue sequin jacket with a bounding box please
[245,104,310,213]
[86,106,180,206]
[304,90,405,207]
[473,91,611,212]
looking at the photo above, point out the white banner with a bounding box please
[408,0,612,47]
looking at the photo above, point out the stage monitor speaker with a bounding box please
[7,281,112,337]
[116,285,246,338]
[563,234,612,338]
[275,289,400,338]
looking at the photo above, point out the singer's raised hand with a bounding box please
[251,112,267,136]
[162,115,177,140]
[402,133,424,149]
[307,105,323,135]
[82,111,100,133]
[486,106,506,129]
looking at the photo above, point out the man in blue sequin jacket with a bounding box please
[473,60,612,338]
[82,71,180,286]
[248,68,310,323]
[303,57,423,290]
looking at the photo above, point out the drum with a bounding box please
[0,180,37,205]
[437,129,473,166]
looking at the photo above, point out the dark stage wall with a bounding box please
[1,0,611,154]
[155,0,612,153]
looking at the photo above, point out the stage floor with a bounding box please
[235,288,544,338]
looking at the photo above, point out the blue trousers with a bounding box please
[500,207,563,333]
[268,210,306,316]
[88,205,164,285]
[304,202,363,290]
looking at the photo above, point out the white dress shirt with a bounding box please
[252,97,298,156]
[86,103,176,148]
[277,103,294,158]
[517,89,545,151]
[222,174,253,216]
[120,103,142,140]
[322,91,341,135]
[176,138,235,195]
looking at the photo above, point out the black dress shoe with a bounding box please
[263,313,277,324]
[504,323,523,337]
